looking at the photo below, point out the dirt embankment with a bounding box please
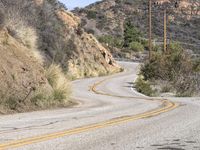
[0,29,54,114]
[0,0,121,114]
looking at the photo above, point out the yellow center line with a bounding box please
[0,78,179,149]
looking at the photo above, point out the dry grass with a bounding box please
[46,64,71,102]
[0,1,44,64]
[8,24,43,64]
[15,27,44,64]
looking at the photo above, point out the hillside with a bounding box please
[0,0,120,114]
[74,0,200,55]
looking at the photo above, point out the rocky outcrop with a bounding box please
[66,32,120,78]
[56,10,80,28]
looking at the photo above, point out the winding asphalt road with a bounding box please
[0,62,200,150]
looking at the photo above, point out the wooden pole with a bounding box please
[148,0,152,60]
[163,9,167,53]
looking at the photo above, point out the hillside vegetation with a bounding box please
[75,0,200,96]
[137,43,200,97]
[74,0,200,57]
[0,0,121,114]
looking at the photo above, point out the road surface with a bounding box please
[0,62,200,150]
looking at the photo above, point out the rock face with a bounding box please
[35,0,44,6]
[66,32,120,78]
[154,0,200,16]
[74,0,200,54]
[53,8,120,78]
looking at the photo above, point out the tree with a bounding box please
[0,9,5,29]
[123,21,141,47]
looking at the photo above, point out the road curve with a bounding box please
[0,62,200,150]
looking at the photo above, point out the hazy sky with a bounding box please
[59,0,102,10]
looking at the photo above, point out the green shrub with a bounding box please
[135,77,155,96]
[169,42,183,52]
[153,45,162,52]
[140,53,162,80]
[141,39,149,50]
[193,59,200,72]
[98,35,123,48]
[140,42,199,96]
[98,35,113,44]
[87,10,97,19]
[129,41,144,52]
[141,43,189,81]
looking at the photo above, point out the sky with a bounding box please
[59,0,102,10]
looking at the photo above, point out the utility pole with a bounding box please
[148,0,152,60]
[149,1,179,54]
[163,8,167,53]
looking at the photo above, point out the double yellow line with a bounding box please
[0,79,178,149]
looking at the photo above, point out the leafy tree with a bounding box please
[123,21,141,47]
